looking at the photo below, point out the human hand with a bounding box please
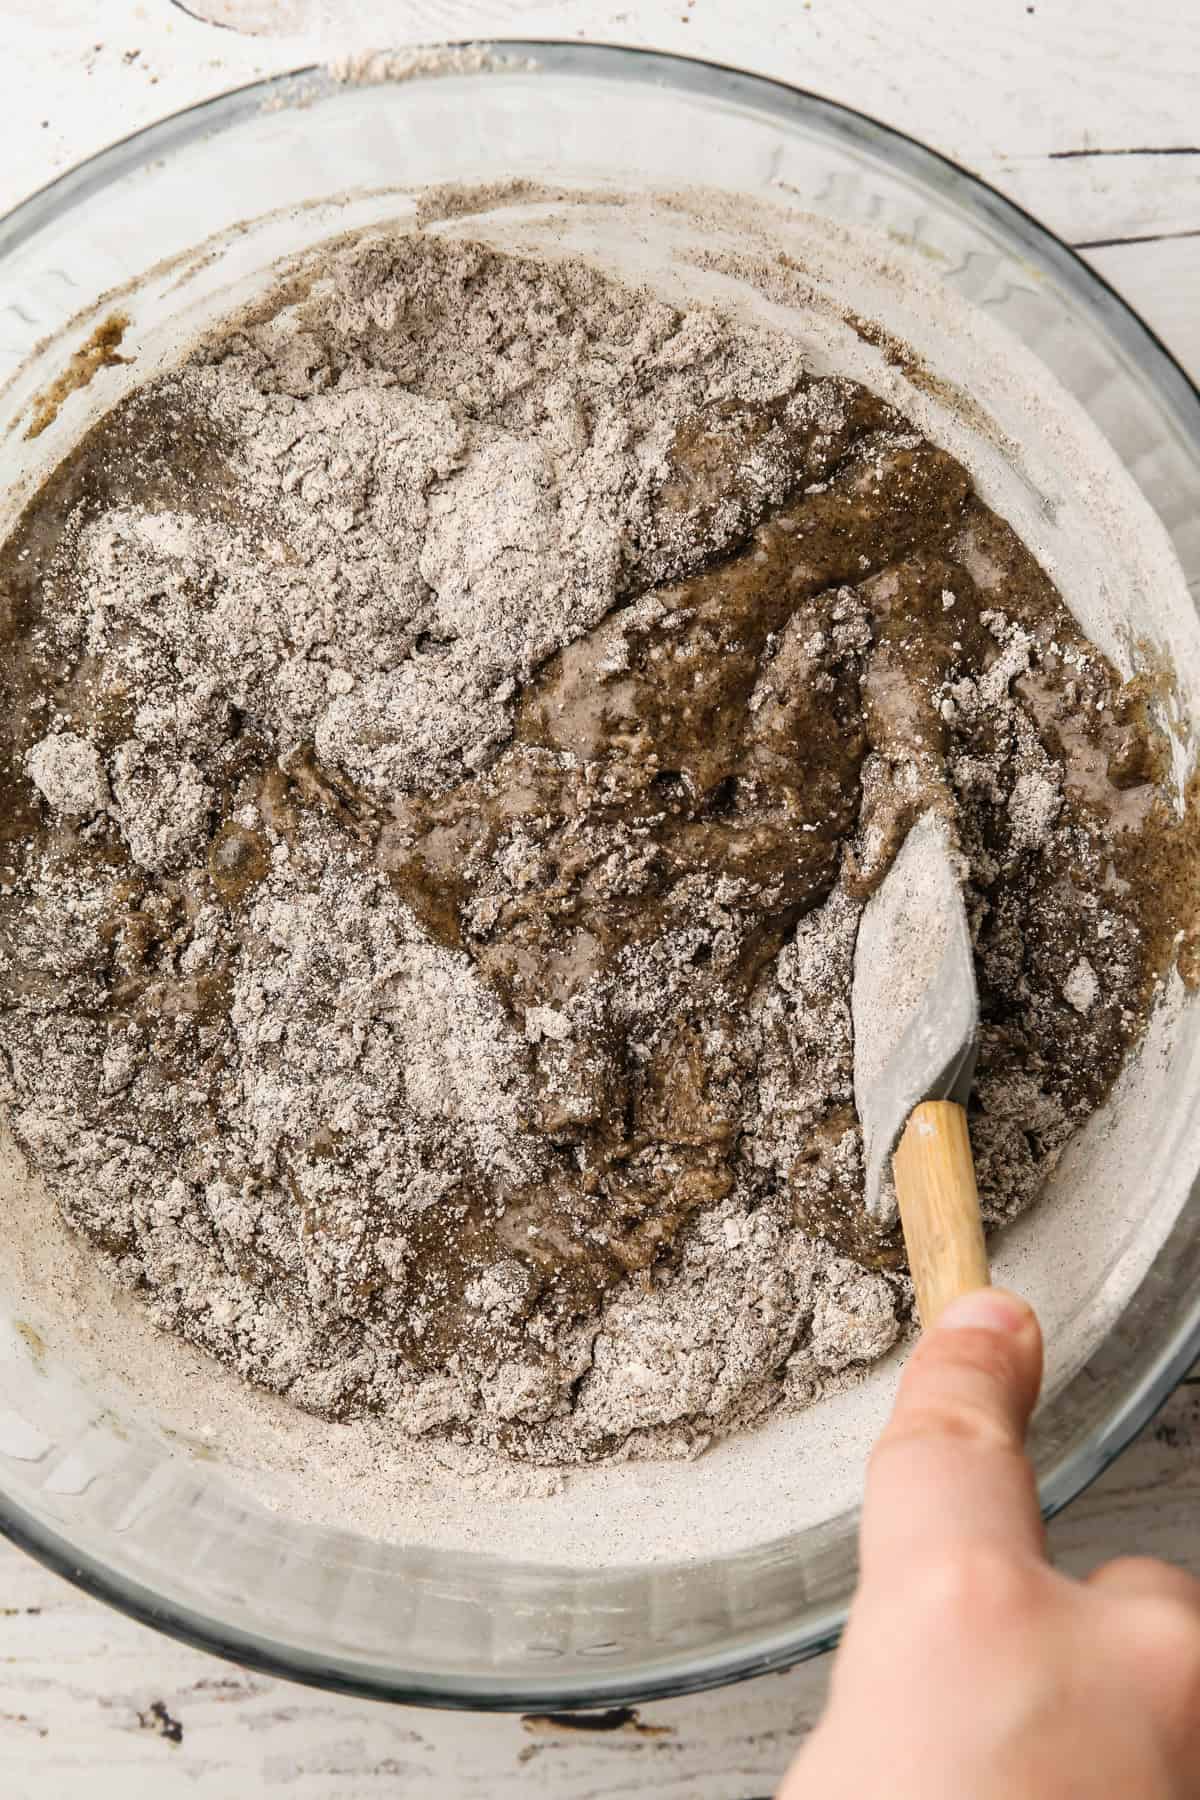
[780,1289,1200,1799]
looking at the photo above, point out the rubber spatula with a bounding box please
[851,810,988,1326]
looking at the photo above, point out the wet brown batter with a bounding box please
[374,429,1189,1313]
[0,231,1196,1454]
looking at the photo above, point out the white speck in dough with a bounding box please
[25,731,109,817]
[1064,957,1100,1015]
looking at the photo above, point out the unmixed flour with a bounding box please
[0,227,1192,1466]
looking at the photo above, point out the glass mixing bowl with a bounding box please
[2,43,1200,1710]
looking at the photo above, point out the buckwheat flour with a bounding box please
[0,226,1195,1466]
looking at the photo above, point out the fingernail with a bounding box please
[936,1289,1032,1335]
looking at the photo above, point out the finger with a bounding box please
[1088,1556,1200,1615]
[1089,1558,1200,1757]
[861,1288,1045,1578]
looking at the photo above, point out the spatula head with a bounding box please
[851,811,979,1222]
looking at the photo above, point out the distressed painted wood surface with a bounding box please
[2,3,1198,1793]
[1,1384,1196,1799]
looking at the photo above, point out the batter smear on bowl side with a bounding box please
[0,231,1196,1463]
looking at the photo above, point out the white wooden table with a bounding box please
[2,4,1198,1794]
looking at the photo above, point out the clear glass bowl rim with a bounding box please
[2,37,1200,1712]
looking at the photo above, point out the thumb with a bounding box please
[860,1288,1045,1579]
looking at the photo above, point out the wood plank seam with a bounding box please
[1075,227,1200,248]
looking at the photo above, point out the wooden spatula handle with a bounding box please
[892,1100,989,1327]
